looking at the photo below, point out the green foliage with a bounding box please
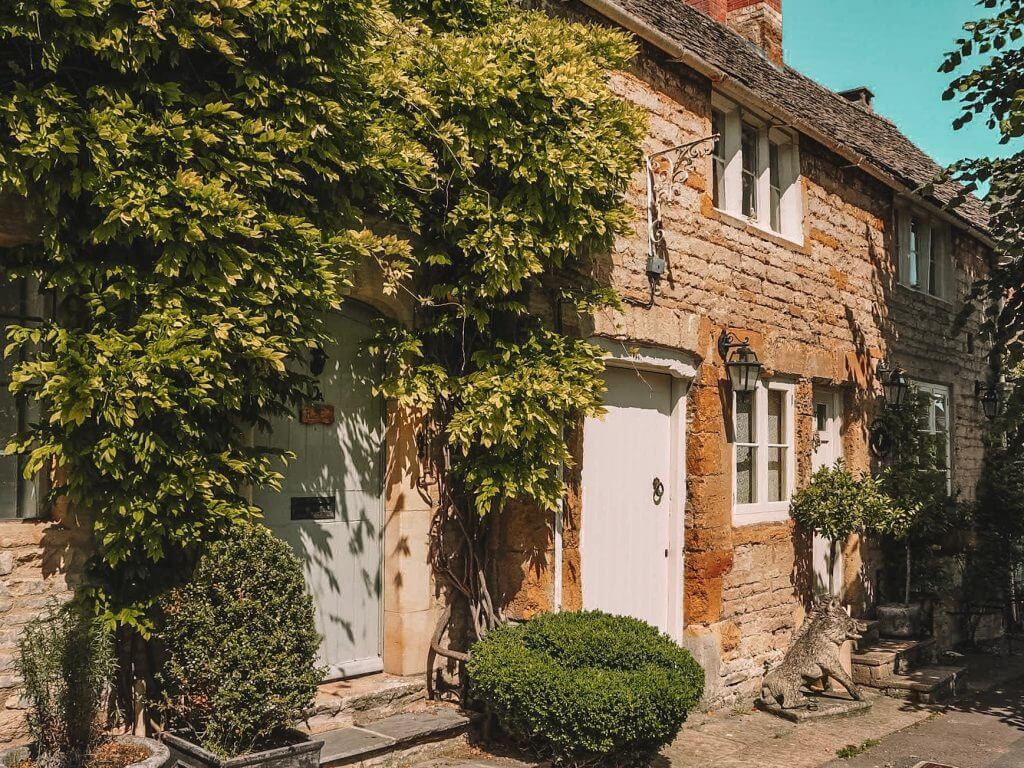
[940,1,1023,354]
[791,461,896,542]
[0,0,423,629]
[156,523,323,757]
[836,739,879,760]
[467,611,704,766]
[17,601,115,768]
[0,0,642,634]
[373,9,644,517]
[874,389,958,603]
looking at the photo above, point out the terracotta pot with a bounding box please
[876,603,924,638]
[160,731,322,768]
[0,734,168,768]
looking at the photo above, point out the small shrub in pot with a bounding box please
[467,611,704,766]
[15,602,116,768]
[157,522,323,762]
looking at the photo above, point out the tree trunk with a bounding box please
[828,538,837,596]
[904,541,912,605]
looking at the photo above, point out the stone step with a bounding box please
[851,638,935,685]
[858,620,881,646]
[303,674,427,733]
[867,665,967,705]
[318,706,471,768]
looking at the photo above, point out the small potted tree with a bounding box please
[0,601,167,768]
[157,523,324,768]
[874,389,952,637]
[790,461,895,596]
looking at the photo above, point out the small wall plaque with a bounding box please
[290,496,337,521]
[300,403,335,425]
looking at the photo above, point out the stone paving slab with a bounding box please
[757,692,873,722]
[320,727,395,762]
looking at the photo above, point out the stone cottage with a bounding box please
[0,0,998,743]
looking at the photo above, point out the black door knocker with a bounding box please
[652,477,665,505]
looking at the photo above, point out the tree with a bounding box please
[941,0,1023,362]
[0,0,643,671]
[790,461,895,596]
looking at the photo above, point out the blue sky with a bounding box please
[783,0,1011,167]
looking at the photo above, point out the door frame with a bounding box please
[811,386,844,596]
[586,338,698,642]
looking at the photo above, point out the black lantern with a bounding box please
[718,330,762,393]
[975,381,1000,420]
[310,346,328,377]
[878,362,909,408]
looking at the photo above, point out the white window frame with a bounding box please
[896,206,952,301]
[912,380,953,493]
[0,276,47,519]
[732,379,796,525]
[711,93,804,244]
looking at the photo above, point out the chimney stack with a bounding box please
[838,86,876,112]
[685,0,784,65]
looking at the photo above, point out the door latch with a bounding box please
[652,477,665,504]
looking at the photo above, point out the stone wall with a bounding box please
[0,518,89,747]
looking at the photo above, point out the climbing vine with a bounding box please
[0,0,644,652]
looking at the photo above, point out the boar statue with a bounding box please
[760,596,866,710]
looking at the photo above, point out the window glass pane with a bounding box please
[768,446,785,502]
[767,389,784,444]
[769,142,781,231]
[712,111,725,209]
[909,218,920,287]
[0,278,22,319]
[815,402,828,432]
[0,378,18,519]
[735,391,754,444]
[736,446,756,504]
[741,124,758,218]
[934,394,947,434]
[929,228,940,295]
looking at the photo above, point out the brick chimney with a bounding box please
[686,0,784,65]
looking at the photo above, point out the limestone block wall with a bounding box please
[0,520,88,747]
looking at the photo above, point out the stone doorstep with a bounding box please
[318,707,471,768]
[871,665,968,704]
[851,638,936,684]
[303,675,427,733]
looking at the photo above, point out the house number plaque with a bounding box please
[290,496,337,521]
[300,403,335,426]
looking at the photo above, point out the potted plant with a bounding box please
[790,461,896,597]
[0,601,167,768]
[156,523,325,768]
[874,389,953,637]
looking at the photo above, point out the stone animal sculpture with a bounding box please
[760,596,866,710]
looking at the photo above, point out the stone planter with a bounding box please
[161,731,322,768]
[0,734,168,768]
[877,602,924,638]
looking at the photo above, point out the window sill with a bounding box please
[895,282,954,307]
[732,501,791,526]
[709,205,807,251]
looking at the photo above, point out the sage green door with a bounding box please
[254,304,385,679]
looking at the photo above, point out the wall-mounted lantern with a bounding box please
[310,346,328,377]
[975,380,1000,420]
[718,330,762,393]
[877,361,909,408]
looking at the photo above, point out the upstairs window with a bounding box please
[897,207,952,300]
[710,94,804,243]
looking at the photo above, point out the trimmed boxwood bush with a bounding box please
[157,523,324,757]
[467,611,704,766]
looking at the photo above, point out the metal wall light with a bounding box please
[975,381,1000,420]
[718,330,762,393]
[877,361,909,408]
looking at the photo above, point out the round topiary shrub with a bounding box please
[466,611,704,766]
[157,522,323,757]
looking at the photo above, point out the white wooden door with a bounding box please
[811,389,843,596]
[255,305,384,679]
[581,366,675,634]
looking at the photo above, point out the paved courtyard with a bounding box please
[428,652,1024,768]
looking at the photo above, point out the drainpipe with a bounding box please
[554,451,564,613]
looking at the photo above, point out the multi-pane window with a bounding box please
[733,380,795,523]
[0,277,45,519]
[897,207,951,300]
[710,94,803,242]
[913,381,952,492]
